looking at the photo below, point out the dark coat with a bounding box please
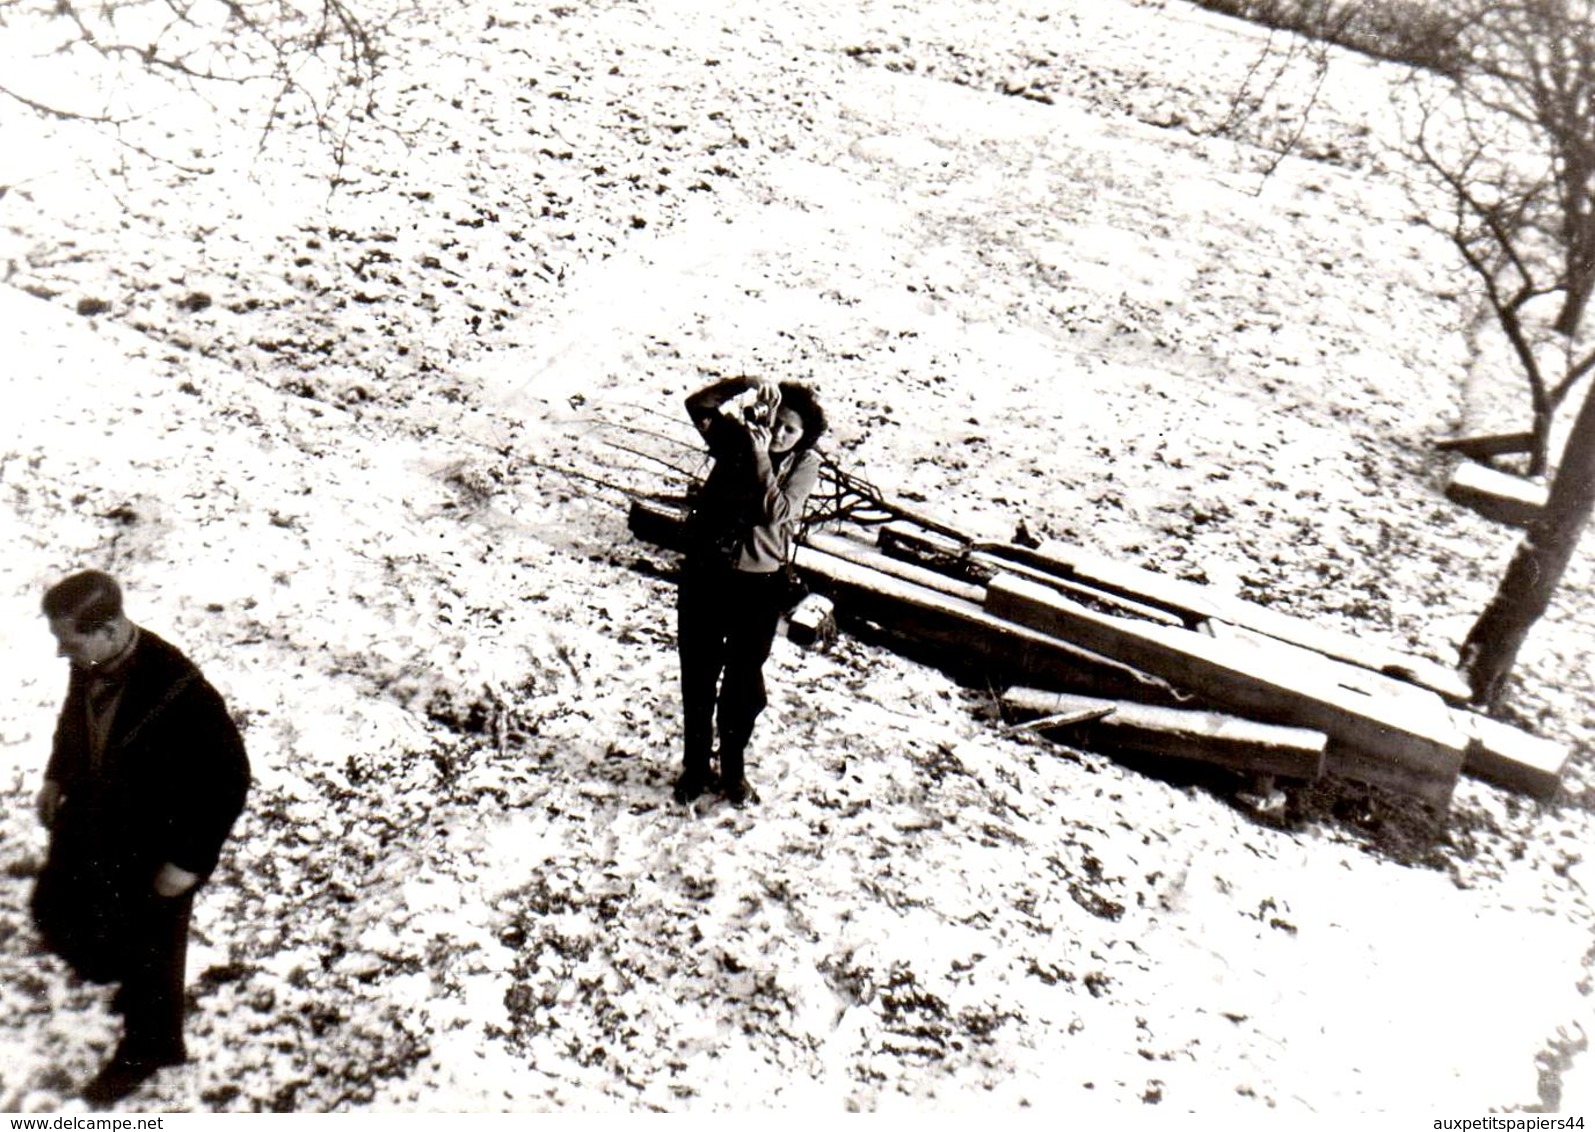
[31,629,250,982]
[684,395,819,573]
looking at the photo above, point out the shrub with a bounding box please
[1188,0,1464,74]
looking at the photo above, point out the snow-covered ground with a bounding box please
[1,0,1592,1114]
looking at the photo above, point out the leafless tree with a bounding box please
[1404,0,1595,478]
[1209,0,1595,707]
[1393,0,1595,705]
[0,0,380,172]
[1217,4,1345,184]
[1464,372,1595,707]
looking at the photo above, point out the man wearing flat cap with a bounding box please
[30,570,250,1106]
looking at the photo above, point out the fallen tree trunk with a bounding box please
[1002,686,1327,780]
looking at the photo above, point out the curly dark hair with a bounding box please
[776,381,827,456]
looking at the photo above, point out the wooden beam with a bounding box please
[624,504,1164,695]
[876,522,973,572]
[627,504,1162,695]
[1445,460,1547,528]
[791,545,1182,704]
[806,529,985,604]
[1200,620,1449,711]
[1433,431,1535,459]
[986,574,1466,807]
[876,523,1186,628]
[1453,711,1567,800]
[980,538,1472,705]
[1002,686,1326,780]
[966,550,1189,628]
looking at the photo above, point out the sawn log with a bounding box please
[1444,461,1548,529]
[790,542,1183,705]
[1454,712,1568,801]
[1002,685,1326,780]
[986,574,1467,808]
[979,538,1471,704]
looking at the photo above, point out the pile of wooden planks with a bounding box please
[628,499,1567,808]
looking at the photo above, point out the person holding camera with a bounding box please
[675,374,828,807]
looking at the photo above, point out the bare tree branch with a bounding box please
[1204,0,1595,701]
[0,0,380,170]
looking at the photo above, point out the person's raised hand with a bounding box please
[745,419,773,453]
[754,381,782,420]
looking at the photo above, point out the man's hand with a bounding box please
[35,781,63,828]
[154,862,199,898]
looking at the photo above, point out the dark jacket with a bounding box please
[684,379,820,573]
[31,629,250,980]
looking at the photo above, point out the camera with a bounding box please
[723,387,774,428]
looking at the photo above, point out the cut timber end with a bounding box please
[1433,431,1534,459]
[628,497,690,552]
[986,574,1465,808]
[1455,712,1567,800]
[1445,461,1547,528]
[1002,687,1326,780]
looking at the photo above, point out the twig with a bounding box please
[519,456,677,504]
[597,439,699,479]
[576,417,702,453]
[1002,707,1116,734]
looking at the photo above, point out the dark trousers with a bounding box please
[677,564,784,783]
[32,839,194,1062]
[116,890,193,1061]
